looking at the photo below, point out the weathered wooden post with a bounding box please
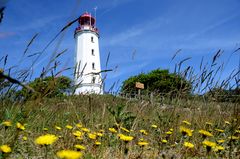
[150,92,154,104]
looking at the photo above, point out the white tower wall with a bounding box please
[74,19,103,94]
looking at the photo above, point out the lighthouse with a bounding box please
[74,12,103,94]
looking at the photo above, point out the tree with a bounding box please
[17,76,72,99]
[121,69,192,97]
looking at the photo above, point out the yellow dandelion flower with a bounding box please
[109,128,117,133]
[22,136,28,141]
[228,136,239,141]
[139,129,148,135]
[76,123,82,128]
[205,122,213,126]
[73,131,83,137]
[35,134,58,145]
[184,142,194,149]
[88,133,97,140]
[214,145,224,152]
[139,138,144,141]
[224,121,231,125]
[199,129,213,137]
[95,141,101,146]
[74,144,86,150]
[202,140,216,147]
[99,129,104,133]
[151,124,158,128]
[202,140,216,151]
[0,145,11,153]
[215,128,224,133]
[96,132,103,137]
[81,127,90,133]
[182,120,191,125]
[76,136,83,140]
[118,134,133,142]
[170,143,176,147]
[16,122,25,130]
[2,121,12,127]
[55,126,62,130]
[165,131,172,135]
[138,141,149,146]
[161,139,168,143]
[179,126,192,137]
[57,150,82,159]
[217,139,225,143]
[66,125,73,129]
[120,127,130,133]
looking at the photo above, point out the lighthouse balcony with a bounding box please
[75,25,99,34]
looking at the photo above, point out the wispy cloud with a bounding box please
[12,15,64,33]
[179,37,240,52]
[98,0,137,16]
[0,31,15,39]
[103,11,240,57]
[107,28,143,46]
[102,16,166,47]
[108,61,149,79]
[186,13,240,40]
[108,0,136,8]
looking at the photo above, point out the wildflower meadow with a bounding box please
[0,95,239,158]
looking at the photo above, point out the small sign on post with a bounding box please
[135,82,144,89]
[135,82,144,99]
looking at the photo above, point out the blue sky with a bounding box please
[0,0,240,92]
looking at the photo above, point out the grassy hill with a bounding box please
[0,95,239,158]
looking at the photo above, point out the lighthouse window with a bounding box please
[91,36,94,42]
[92,77,96,83]
[92,63,95,70]
[91,49,95,56]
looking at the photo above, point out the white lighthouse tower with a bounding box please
[74,12,103,94]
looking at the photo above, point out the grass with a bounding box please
[0,95,239,158]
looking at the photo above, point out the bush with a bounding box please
[121,69,192,98]
[16,76,72,99]
[206,87,240,103]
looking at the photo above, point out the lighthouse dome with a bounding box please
[79,12,95,26]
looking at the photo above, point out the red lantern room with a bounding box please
[75,12,98,34]
[79,12,95,26]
